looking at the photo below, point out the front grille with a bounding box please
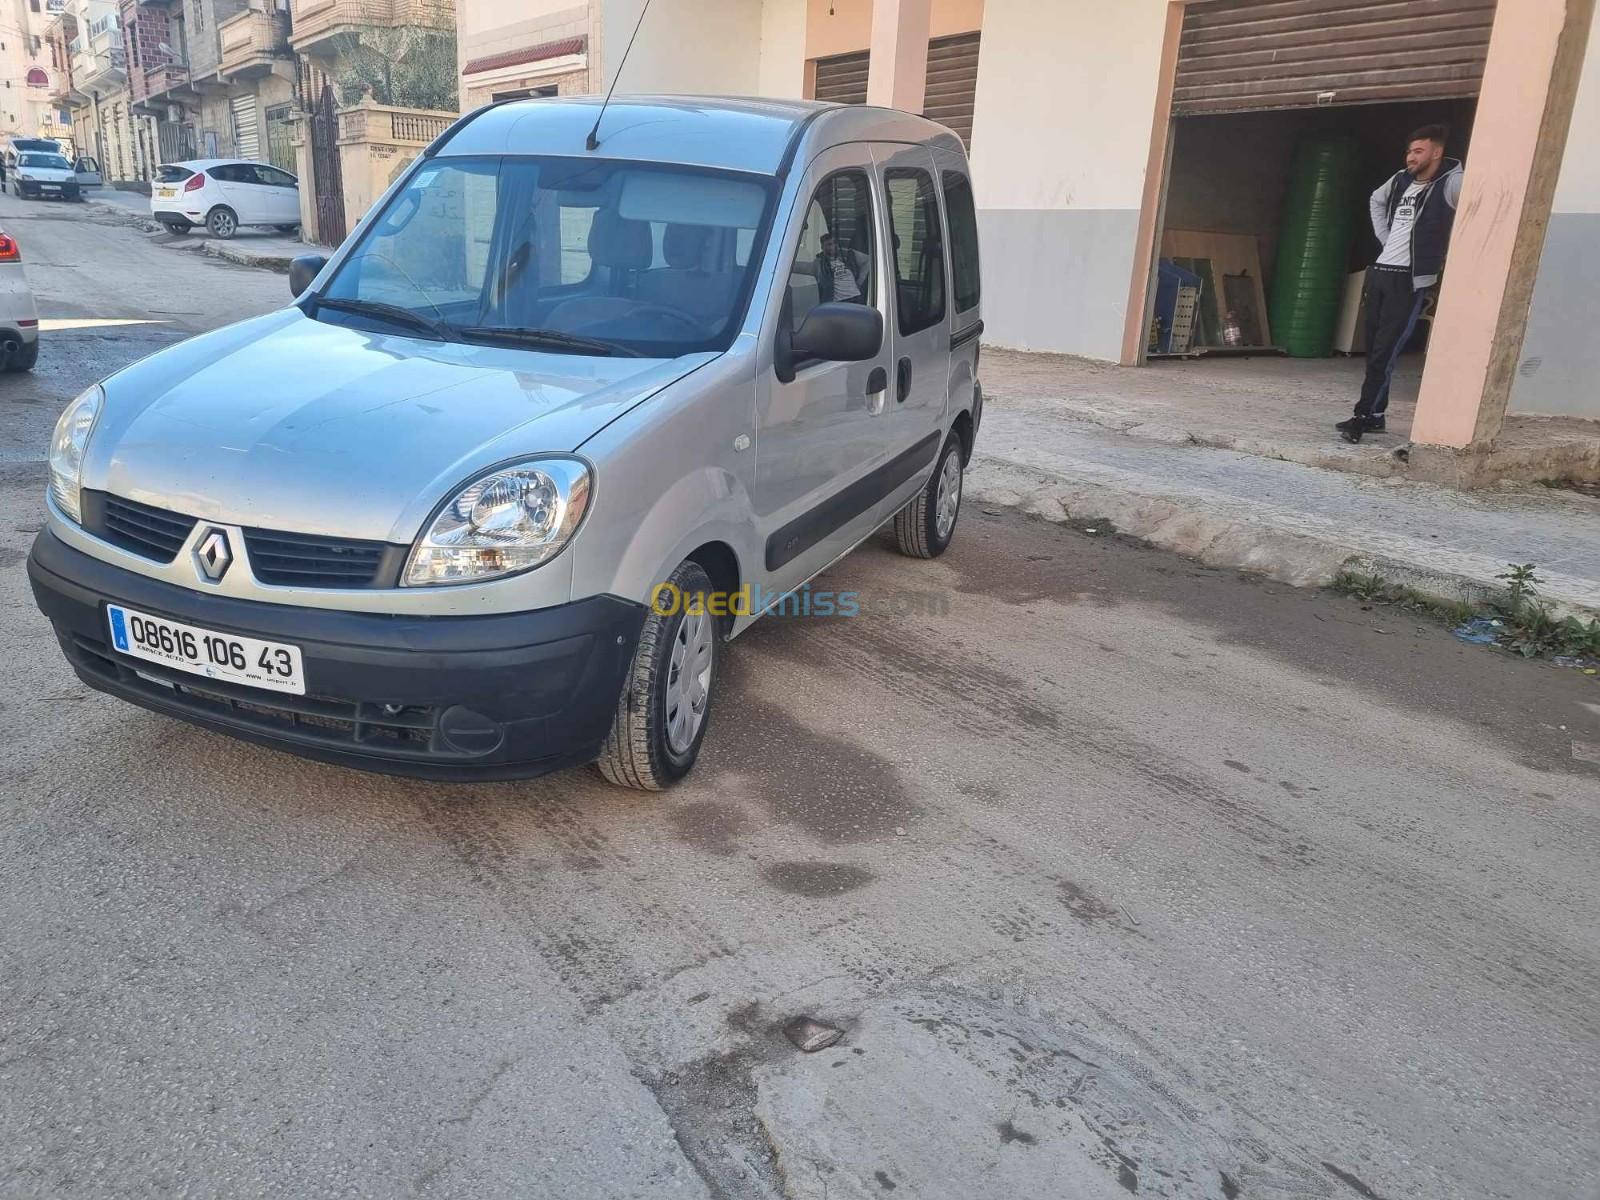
[242,527,392,588]
[99,494,197,563]
[81,491,403,587]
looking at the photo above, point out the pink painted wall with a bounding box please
[806,0,983,61]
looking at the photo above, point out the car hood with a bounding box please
[84,308,715,543]
[19,167,73,180]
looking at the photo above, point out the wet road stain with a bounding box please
[874,1168,898,1189]
[996,1119,1037,1146]
[668,800,754,856]
[762,861,876,897]
[1223,760,1251,774]
[1056,879,1121,923]
[1322,1161,1387,1199]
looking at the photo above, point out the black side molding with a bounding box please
[950,320,984,350]
[765,432,941,572]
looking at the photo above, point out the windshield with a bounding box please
[20,154,70,170]
[316,155,775,358]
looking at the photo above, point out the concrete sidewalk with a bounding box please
[81,188,302,272]
[969,356,1600,619]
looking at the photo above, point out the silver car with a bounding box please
[29,96,984,788]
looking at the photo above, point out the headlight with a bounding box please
[403,457,591,586]
[48,384,103,525]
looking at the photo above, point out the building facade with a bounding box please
[452,0,1599,451]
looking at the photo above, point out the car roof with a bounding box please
[160,158,290,170]
[437,94,962,175]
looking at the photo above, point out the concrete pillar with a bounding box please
[866,0,932,112]
[1411,0,1597,448]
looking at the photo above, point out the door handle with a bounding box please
[896,357,912,403]
[866,366,888,395]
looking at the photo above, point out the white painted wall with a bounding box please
[967,0,1172,358]
[1511,10,1600,417]
[1551,11,1600,215]
[759,0,808,99]
[601,0,765,95]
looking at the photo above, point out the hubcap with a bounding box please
[664,605,715,755]
[215,213,234,235]
[934,449,962,540]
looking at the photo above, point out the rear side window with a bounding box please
[156,165,194,183]
[942,171,981,313]
[884,168,945,336]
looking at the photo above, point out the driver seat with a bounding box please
[546,210,652,333]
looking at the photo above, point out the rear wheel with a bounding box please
[5,340,39,373]
[206,206,238,239]
[893,432,964,559]
[596,559,719,790]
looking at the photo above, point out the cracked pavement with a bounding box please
[2,189,1598,1199]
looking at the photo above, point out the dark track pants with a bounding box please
[1357,265,1430,418]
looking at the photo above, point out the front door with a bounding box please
[871,144,951,521]
[253,164,301,224]
[753,147,893,600]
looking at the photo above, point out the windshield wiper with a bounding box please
[314,296,452,341]
[453,326,642,358]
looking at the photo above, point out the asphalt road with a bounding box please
[2,191,1598,1200]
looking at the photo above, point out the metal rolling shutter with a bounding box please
[1174,0,1497,116]
[230,94,261,160]
[923,31,981,146]
[814,50,869,106]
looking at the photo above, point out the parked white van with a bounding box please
[29,96,983,788]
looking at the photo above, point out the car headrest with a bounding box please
[588,210,652,270]
[663,223,709,269]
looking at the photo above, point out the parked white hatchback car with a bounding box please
[0,223,40,372]
[150,159,301,238]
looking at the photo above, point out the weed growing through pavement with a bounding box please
[1332,563,1600,665]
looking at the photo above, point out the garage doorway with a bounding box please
[1133,0,1495,402]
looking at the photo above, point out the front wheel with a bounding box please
[596,559,719,790]
[206,206,238,239]
[893,432,964,558]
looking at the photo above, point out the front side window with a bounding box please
[942,170,981,313]
[884,167,946,336]
[786,169,876,333]
[317,155,775,358]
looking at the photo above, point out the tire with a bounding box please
[275,224,299,234]
[5,339,39,373]
[892,432,964,559]
[595,559,719,790]
[206,206,238,239]
[160,220,191,235]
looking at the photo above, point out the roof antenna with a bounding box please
[586,0,655,151]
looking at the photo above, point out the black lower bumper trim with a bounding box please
[28,530,646,781]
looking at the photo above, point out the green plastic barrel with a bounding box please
[1269,137,1360,358]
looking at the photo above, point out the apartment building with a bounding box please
[0,0,69,142]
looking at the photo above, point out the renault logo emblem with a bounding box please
[194,528,233,582]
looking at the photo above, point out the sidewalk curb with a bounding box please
[82,196,295,272]
[966,454,1600,622]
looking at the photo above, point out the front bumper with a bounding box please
[29,530,646,780]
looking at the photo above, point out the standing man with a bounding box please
[1337,125,1465,443]
[815,232,870,304]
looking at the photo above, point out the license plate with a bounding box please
[157,187,175,198]
[41,184,59,191]
[107,605,305,695]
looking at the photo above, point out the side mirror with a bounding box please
[289,253,328,299]
[776,302,883,383]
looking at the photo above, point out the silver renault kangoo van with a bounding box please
[29,96,984,788]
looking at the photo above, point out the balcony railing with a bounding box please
[218,6,288,77]
[289,0,451,51]
[143,62,189,94]
[337,102,452,146]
